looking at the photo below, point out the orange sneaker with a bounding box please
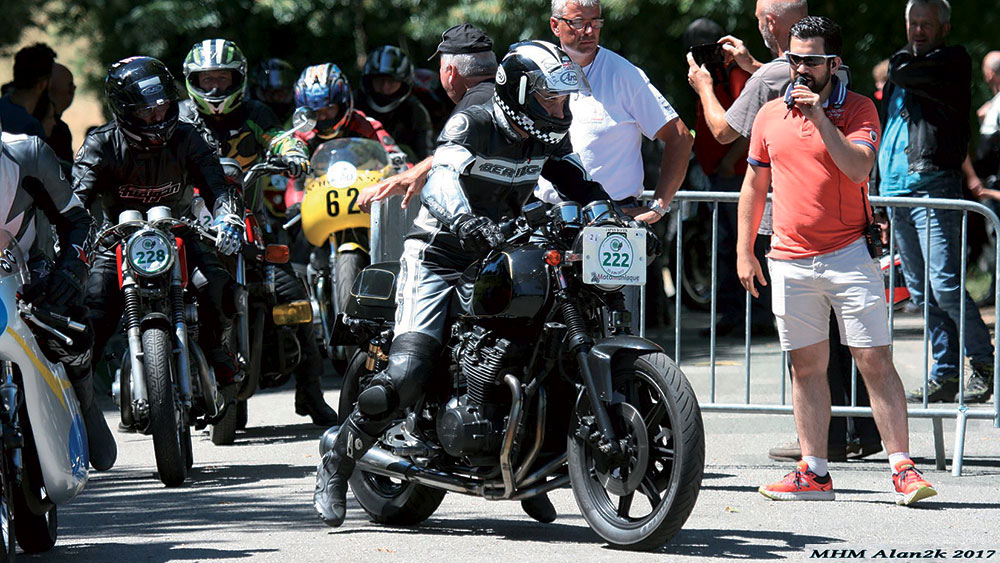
[892,460,937,506]
[759,460,835,501]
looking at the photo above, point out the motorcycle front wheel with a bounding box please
[0,435,13,562]
[332,251,368,373]
[13,409,57,554]
[567,351,704,551]
[341,350,445,525]
[144,327,188,487]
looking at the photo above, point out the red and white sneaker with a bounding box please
[759,460,835,501]
[892,459,937,506]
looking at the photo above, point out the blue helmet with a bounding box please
[294,63,353,138]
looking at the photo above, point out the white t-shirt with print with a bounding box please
[537,47,678,202]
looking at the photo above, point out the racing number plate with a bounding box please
[581,226,646,286]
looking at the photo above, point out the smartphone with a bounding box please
[688,43,725,68]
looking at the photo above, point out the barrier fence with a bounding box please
[645,190,1000,476]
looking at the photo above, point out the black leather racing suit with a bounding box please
[72,121,240,377]
[349,101,605,436]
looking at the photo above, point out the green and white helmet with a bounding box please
[183,39,248,115]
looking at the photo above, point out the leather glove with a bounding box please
[454,214,504,255]
[40,258,88,309]
[644,224,663,261]
[213,213,245,256]
[279,153,311,178]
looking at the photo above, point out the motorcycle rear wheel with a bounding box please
[144,327,188,487]
[567,352,704,550]
[341,349,445,525]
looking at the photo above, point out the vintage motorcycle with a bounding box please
[209,152,314,445]
[298,138,400,368]
[102,207,227,486]
[327,200,705,550]
[0,230,89,559]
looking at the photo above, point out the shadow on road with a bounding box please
[41,541,278,562]
[664,528,843,559]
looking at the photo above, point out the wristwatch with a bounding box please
[648,200,668,217]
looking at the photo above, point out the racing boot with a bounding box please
[295,372,338,426]
[314,412,376,527]
[70,372,117,471]
[520,493,557,523]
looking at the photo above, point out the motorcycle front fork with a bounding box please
[0,361,23,482]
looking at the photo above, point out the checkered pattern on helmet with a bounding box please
[493,95,565,145]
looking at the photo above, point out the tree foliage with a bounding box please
[11,0,1000,125]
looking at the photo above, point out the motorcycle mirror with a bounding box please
[291,107,317,133]
[523,201,548,229]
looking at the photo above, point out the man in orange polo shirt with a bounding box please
[737,16,936,506]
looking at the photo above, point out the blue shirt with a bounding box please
[877,86,953,196]
[0,96,45,139]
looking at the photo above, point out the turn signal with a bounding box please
[544,250,562,266]
[265,244,290,264]
[272,300,313,325]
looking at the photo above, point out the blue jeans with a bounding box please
[889,175,995,382]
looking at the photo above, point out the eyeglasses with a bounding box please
[557,17,605,30]
[787,53,837,67]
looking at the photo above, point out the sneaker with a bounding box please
[962,362,994,403]
[905,378,958,403]
[759,461,835,501]
[892,460,937,506]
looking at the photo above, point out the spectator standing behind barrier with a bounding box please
[972,51,1000,188]
[740,16,937,507]
[537,0,692,222]
[875,0,996,404]
[46,63,76,163]
[0,43,55,139]
[357,23,497,213]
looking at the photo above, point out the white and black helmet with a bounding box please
[493,40,589,145]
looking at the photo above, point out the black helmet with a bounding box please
[360,45,414,113]
[250,58,296,116]
[493,40,588,145]
[182,39,248,116]
[105,56,180,149]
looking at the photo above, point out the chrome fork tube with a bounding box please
[122,274,149,412]
[171,261,193,409]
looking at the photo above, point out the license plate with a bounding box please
[581,226,646,286]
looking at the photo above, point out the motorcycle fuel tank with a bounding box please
[468,247,550,319]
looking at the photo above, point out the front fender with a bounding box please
[585,336,663,401]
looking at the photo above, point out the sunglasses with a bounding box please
[787,53,838,67]
[557,17,605,30]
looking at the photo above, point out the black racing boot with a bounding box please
[71,372,117,471]
[295,374,338,426]
[520,493,557,523]
[314,413,376,527]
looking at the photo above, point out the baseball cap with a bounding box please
[428,23,494,60]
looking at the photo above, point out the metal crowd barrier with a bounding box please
[643,190,1000,476]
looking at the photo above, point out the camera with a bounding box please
[688,43,727,83]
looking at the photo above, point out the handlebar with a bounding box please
[18,301,86,347]
[95,215,217,249]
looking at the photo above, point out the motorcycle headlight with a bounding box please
[125,230,175,277]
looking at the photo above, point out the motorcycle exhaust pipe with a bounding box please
[355,446,485,496]
[191,344,224,418]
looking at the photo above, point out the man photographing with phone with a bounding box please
[738,16,936,506]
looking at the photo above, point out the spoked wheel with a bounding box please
[341,349,445,525]
[0,442,14,562]
[144,327,188,487]
[568,352,704,550]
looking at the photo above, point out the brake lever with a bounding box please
[18,304,76,346]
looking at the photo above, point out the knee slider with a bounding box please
[357,375,398,419]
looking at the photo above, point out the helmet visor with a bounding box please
[130,101,172,124]
[526,62,590,99]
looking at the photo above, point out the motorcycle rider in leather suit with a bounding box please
[72,56,245,409]
[179,39,338,426]
[314,41,607,527]
[0,123,118,471]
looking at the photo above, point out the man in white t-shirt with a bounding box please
[542,0,693,223]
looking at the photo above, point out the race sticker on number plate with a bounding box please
[582,226,646,286]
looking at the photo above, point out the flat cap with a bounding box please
[428,23,494,60]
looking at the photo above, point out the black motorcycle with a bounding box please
[328,200,704,550]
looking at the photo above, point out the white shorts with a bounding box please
[767,237,890,351]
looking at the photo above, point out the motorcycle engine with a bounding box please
[437,326,515,463]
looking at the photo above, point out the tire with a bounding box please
[567,352,704,551]
[210,403,238,446]
[332,252,368,374]
[182,425,194,472]
[679,224,713,311]
[144,327,188,487]
[13,414,57,554]
[0,441,14,563]
[119,355,134,430]
[236,400,249,430]
[340,349,445,525]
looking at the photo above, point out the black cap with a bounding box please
[428,23,494,61]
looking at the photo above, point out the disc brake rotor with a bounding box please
[594,402,649,496]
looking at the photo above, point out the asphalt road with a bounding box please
[31,309,1000,563]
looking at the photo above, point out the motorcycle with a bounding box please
[0,230,88,558]
[327,200,705,550]
[101,207,227,486]
[297,137,401,370]
[209,145,316,444]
